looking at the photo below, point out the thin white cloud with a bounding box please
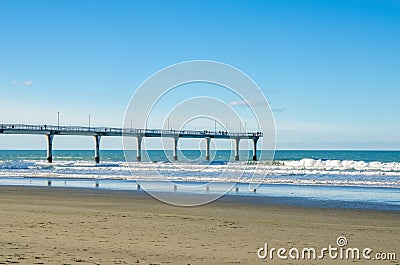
[228,99,256,107]
[229,100,285,112]
[12,80,33,87]
[21,80,33,86]
[272,107,287,112]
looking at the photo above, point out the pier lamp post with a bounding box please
[88,115,91,128]
[57,112,60,130]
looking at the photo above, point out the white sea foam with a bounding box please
[0,159,399,188]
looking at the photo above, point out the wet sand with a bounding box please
[0,186,398,264]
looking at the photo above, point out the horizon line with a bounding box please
[0,149,399,151]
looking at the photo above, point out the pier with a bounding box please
[0,124,262,163]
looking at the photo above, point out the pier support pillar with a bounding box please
[94,135,101,163]
[136,136,142,162]
[173,137,178,161]
[234,138,240,161]
[205,137,211,161]
[252,138,258,161]
[46,134,54,163]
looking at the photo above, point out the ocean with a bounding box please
[0,150,399,210]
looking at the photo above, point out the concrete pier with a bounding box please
[205,137,211,161]
[173,137,178,161]
[136,136,142,162]
[46,134,54,163]
[94,135,101,163]
[234,138,240,161]
[252,138,258,161]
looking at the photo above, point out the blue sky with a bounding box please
[0,0,399,150]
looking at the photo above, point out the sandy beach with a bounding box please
[0,186,398,265]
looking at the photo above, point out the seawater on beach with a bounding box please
[0,150,399,210]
